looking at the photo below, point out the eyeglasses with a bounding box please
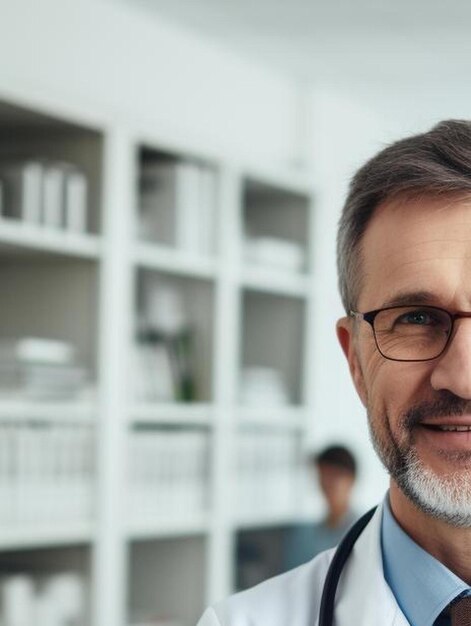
[349,305,471,362]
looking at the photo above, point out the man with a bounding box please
[197,120,471,626]
[283,445,358,570]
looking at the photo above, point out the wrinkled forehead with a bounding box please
[358,194,471,310]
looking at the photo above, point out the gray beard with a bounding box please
[368,405,471,528]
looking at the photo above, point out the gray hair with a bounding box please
[337,120,471,312]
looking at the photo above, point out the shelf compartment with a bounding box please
[133,269,215,403]
[0,544,91,625]
[242,177,311,275]
[128,536,206,626]
[136,147,218,259]
[235,525,286,591]
[0,256,99,393]
[0,99,103,235]
[241,164,312,197]
[0,421,96,529]
[235,426,302,523]
[239,290,306,406]
[127,424,212,524]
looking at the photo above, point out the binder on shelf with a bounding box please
[0,572,86,626]
[64,167,88,233]
[139,161,176,245]
[198,167,217,256]
[173,162,200,253]
[0,159,89,234]
[42,165,65,229]
[138,160,217,256]
[0,337,90,401]
[1,575,36,626]
[129,428,209,519]
[237,431,299,516]
[0,336,76,364]
[0,422,94,527]
[0,160,43,225]
[38,572,86,626]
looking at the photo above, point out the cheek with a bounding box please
[361,351,390,407]
[362,354,432,429]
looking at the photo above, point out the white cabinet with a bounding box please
[0,97,315,626]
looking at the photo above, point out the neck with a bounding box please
[389,481,471,584]
[326,502,349,528]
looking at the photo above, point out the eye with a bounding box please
[397,310,436,325]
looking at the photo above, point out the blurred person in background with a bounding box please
[283,445,358,570]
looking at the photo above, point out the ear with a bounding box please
[336,317,368,407]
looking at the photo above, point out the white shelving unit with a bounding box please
[0,96,315,626]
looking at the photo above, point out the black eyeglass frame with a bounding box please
[349,305,471,362]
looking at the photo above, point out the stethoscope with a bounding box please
[318,506,378,626]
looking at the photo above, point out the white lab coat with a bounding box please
[197,504,410,626]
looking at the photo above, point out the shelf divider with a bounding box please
[92,128,134,626]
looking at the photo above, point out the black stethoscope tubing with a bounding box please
[318,506,378,626]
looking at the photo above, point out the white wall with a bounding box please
[1,0,302,167]
[307,82,471,509]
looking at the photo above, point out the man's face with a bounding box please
[337,195,471,525]
[317,463,354,511]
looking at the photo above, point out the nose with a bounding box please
[431,319,471,399]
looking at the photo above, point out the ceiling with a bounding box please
[117,0,471,87]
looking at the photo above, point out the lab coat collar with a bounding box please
[334,503,410,626]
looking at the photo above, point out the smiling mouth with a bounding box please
[422,424,471,432]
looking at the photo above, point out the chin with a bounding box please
[396,451,471,528]
[369,418,471,527]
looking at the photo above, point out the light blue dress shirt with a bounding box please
[381,495,471,625]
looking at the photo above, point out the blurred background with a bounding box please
[0,0,470,624]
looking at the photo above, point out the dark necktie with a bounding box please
[450,596,471,626]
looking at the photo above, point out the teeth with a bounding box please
[438,425,471,432]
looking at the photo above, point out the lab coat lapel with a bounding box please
[334,505,410,626]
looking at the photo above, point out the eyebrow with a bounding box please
[381,291,438,308]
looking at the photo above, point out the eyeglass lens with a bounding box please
[373,306,452,361]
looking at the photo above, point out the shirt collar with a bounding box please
[381,494,470,626]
